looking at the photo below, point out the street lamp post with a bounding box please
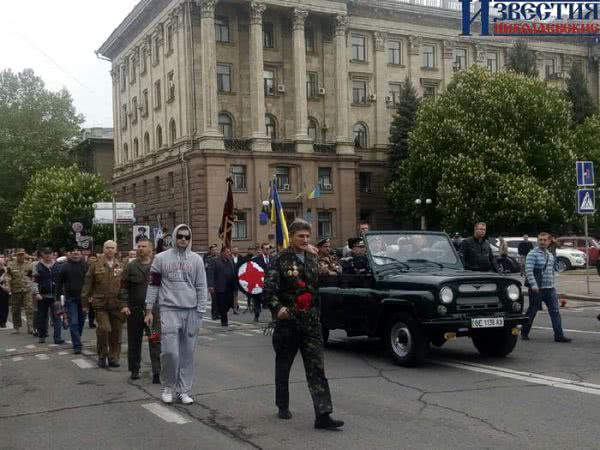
[415,198,432,230]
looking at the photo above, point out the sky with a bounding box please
[0,0,140,128]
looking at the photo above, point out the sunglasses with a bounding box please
[176,234,190,240]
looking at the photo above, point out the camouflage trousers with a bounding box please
[10,291,33,332]
[272,308,333,416]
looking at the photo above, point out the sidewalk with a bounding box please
[516,270,600,302]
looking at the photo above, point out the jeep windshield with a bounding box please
[365,232,462,271]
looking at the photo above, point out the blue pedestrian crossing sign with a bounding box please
[576,161,594,186]
[577,189,595,214]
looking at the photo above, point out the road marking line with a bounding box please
[72,358,94,369]
[234,332,253,337]
[141,403,191,424]
[437,360,600,396]
[11,356,24,362]
[48,344,59,347]
[250,329,262,333]
[58,351,69,355]
[35,354,50,360]
[533,326,600,335]
[25,344,36,349]
[200,336,216,341]
[6,348,16,352]
[216,333,228,337]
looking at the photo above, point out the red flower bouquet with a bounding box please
[295,292,313,311]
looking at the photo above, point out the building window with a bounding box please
[351,34,366,61]
[423,84,437,98]
[153,36,160,65]
[156,125,163,148]
[274,167,290,190]
[388,40,402,65]
[131,97,138,124]
[318,167,332,191]
[359,172,372,193]
[305,28,315,53]
[143,132,150,153]
[353,122,368,148]
[120,65,127,91]
[352,80,367,104]
[230,165,247,190]
[154,80,162,109]
[217,64,232,92]
[486,51,498,73]
[219,113,233,138]
[143,179,148,197]
[455,48,467,71]
[306,72,318,98]
[265,114,277,139]
[169,119,176,145]
[154,176,161,200]
[544,58,556,78]
[166,25,174,54]
[215,16,230,43]
[422,44,435,69]
[142,89,149,116]
[123,143,129,162]
[264,69,275,96]
[121,104,128,130]
[263,22,274,48]
[389,83,401,105]
[318,211,333,239]
[168,171,175,195]
[232,211,248,240]
[133,138,139,158]
[307,118,318,142]
[140,48,147,74]
[167,71,175,101]
[130,57,137,84]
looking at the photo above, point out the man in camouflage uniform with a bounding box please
[316,239,341,276]
[119,238,161,383]
[264,219,344,430]
[82,240,124,368]
[6,249,33,334]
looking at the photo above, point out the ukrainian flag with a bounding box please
[308,184,321,199]
[271,183,289,248]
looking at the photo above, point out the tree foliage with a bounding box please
[0,68,83,246]
[565,63,596,126]
[387,66,577,233]
[388,78,419,171]
[10,166,113,250]
[506,40,538,78]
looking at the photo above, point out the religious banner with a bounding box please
[218,177,235,248]
[237,261,265,295]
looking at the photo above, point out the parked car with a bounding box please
[488,241,521,273]
[493,237,586,272]
[557,236,600,266]
[319,231,527,366]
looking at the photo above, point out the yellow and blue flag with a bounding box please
[308,184,321,199]
[270,183,289,248]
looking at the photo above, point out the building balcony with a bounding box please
[271,140,296,153]
[313,143,336,154]
[224,138,251,151]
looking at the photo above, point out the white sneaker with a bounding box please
[178,393,194,405]
[161,388,173,404]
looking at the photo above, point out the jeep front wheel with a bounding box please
[386,313,429,367]
[472,328,518,357]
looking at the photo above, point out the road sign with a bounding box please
[93,202,135,210]
[576,161,595,186]
[92,201,136,225]
[577,188,595,214]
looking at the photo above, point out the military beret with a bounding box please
[317,238,330,247]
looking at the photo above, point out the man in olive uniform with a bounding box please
[119,238,161,383]
[263,219,344,430]
[317,239,341,276]
[82,240,124,368]
[6,249,34,334]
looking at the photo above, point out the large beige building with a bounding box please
[98,0,597,251]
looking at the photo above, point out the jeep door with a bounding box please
[338,274,378,336]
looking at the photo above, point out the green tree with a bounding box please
[387,66,577,233]
[0,68,83,246]
[388,77,419,172]
[506,40,538,77]
[9,166,113,250]
[565,63,596,125]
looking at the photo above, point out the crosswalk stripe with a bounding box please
[11,356,24,362]
[6,348,16,352]
[142,403,191,424]
[36,354,50,360]
[25,344,36,349]
[234,332,253,337]
[58,351,69,355]
[72,358,94,369]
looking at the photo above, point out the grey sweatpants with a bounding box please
[160,309,201,394]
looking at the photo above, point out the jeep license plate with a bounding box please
[471,317,504,328]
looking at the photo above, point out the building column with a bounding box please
[374,32,388,149]
[198,0,224,149]
[441,40,455,92]
[292,8,312,153]
[334,15,353,154]
[248,1,270,151]
[408,35,422,95]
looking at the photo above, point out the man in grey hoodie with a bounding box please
[144,224,207,405]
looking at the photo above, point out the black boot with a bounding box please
[152,374,160,384]
[314,413,344,430]
[97,358,107,368]
[130,370,140,380]
[278,408,292,419]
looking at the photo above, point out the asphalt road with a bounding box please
[3,299,600,450]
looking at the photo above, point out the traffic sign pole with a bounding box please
[585,215,591,294]
[112,195,117,244]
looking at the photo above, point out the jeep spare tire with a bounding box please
[472,328,518,357]
[386,313,429,366]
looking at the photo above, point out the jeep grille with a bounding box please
[458,283,497,294]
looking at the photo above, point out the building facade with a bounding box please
[98,0,598,251]
[73,128,115,185]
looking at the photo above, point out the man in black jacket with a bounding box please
[55,248,89,354]
[459,222,498,272]
[32,248,64,344]
[518,234,534,276]
[207,246,237,326]
[251,243,272,322]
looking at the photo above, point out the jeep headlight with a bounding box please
[439,286,454,304]
[506,284,520,301]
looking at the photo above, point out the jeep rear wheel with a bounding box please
[472,328,518,357]
[386,313,429,367]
